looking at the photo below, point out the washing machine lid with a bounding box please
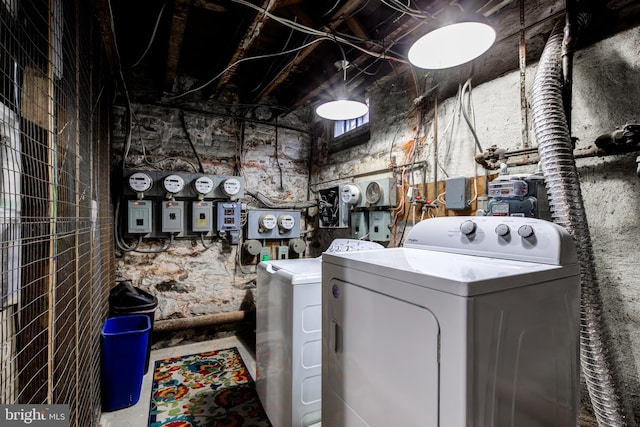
[259,258,322,285]
[257,239,384,286]
[323,248,580,296]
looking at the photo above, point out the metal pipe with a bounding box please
[154,310,252,333]
[531,18,635,427]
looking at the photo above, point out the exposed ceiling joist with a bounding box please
[164,0,192,93]
[216,0,281,90]
[257,0,367,99]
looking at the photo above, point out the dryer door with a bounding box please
[323,279,440,427]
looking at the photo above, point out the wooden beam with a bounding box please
[291,17,424,109]
[164,0,192,93]
[92,0,120,78]
[215,0,280,90]
[193,0,226,13]
[257,0,368,99]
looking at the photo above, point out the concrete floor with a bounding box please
[98,334,257,427]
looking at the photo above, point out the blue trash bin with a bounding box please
[101,314,151,412]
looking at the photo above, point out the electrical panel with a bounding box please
[161,200,184,235]
[192,201,213,234]
[120,169,246,242]
[369,210,391,242]
[127,200,153,234]
[445,176,470,210]
[217,202,241,233]
[319,186,349,228]
[247,209,301,239]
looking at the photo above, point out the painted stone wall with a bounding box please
[313,25,640,421]
[111,101,313,323]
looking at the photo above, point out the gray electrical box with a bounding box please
[351,211,368,240]
[161,200,184,235]
[192,201,213,234]
[128,200,153,234]
[247,209,301,239]
[445,176,470,210]
[277,246,289,260]
[216,202,241,232]
[369,211,391,242]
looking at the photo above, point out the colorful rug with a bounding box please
[148,347,272,427]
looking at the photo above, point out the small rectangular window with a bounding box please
[333,108,369,138]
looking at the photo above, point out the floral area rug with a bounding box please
[148,347,272,427]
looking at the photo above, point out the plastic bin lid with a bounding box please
[109,281,158,311]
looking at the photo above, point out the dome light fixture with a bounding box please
[408,14,496,70]
[316,99,369,121]
[316,60,369,121]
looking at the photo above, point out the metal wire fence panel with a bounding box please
[0,1,113,426]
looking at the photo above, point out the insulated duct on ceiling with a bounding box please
[531,15,636,427]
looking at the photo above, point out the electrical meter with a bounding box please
[193,176,214,197]
[258,213,277,233]
[340,184,361,205]
[220,177,242,198]
[365,181,383,204]
[128,172,153,193]
[277,213,296,233]
[163,174,185,194]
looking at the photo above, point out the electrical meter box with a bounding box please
[247,209,301,239]
[127,200,153,235]
[161,200,184,235]
[369,210,391,242]
[351,212,368,240]
[217,202,241,232]
[486,174,550,219]
[192,201,213,234]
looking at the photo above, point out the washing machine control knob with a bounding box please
[460,220,477,236]
[518,225,535,238]
[495,224,510,237]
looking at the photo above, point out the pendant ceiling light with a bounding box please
[316,60,369,121]
[408,13,496,69]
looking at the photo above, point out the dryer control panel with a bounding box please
[403,216,577,265]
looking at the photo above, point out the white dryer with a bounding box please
[256,239,383,427]
[321,216,580,427]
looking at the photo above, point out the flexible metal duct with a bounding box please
[531,20,636,427]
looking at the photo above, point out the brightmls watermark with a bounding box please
[0,405,69,426]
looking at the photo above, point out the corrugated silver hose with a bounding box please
[531,21,636,426]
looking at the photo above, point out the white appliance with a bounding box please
[321,216,580,427]
[256,239,383,427]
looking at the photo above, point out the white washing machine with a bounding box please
[321,216,581,427]
[256,239,383,427]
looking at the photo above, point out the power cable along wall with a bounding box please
[0,1,114,426]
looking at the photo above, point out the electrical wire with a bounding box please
[380,0,431,19]
[461,78,484,152]
[107,0,133,169]
[130,0,168,68]
[170,37,331,99]
[179,110,206,173]
[229,0,407,62]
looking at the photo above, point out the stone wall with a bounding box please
[111,101,313,326]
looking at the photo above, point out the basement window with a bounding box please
[329,106,370,153]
